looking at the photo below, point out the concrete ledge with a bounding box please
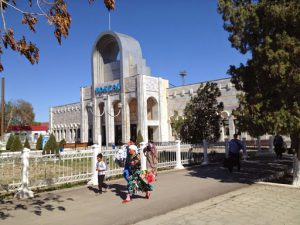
[257,181,300,189]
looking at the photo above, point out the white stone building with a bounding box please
[49,31,239,145]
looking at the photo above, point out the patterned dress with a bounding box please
[127,154,153,195]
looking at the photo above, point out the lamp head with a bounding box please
[86,102,93,109]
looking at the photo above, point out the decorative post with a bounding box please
[98,134,102,148]
[202,139,209,165]
[225,138,229,158]
[175,140,184,169]
[140,142,147,171]
[269,135,274,153]
[15,148,34,199]
[87,144,99,185]
[293,155,300,187]
[257,136,261,152]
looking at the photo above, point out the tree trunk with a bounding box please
[291,131,300,186]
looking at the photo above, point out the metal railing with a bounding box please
[0,139,272,196]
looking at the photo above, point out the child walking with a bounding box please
[96,153,108,194]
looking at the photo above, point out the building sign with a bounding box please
[95,83,121,95]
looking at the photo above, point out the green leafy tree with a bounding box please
[23,137,31,149]
[218,0,300,162]
[0,0,115,72]
[170,111,185,140]
[180,82,224,143]
[136,130,144,147]
[43,134,58,154]
[36,134,43,150]
[6,133,14,150]
[10,135,23,152]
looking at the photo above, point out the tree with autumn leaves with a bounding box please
[0,0,115,72]
[218,0,300,185]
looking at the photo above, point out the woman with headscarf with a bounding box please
[143,140,158,178]
[122,145,153,203]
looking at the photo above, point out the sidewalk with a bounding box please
[134,184,300,225]
[134,153,300,225]
[0,152,297,225]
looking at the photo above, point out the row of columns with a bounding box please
[53,128,79,143]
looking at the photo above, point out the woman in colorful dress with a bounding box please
[122,145,153,203]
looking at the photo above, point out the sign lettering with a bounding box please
[95,83,121,95]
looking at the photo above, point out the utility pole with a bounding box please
[1,77,4,141]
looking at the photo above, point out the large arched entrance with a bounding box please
[147,97,159,142]
[113,100,122,145]
[129,98,138,141]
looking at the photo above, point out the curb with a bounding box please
[256,181,299,189]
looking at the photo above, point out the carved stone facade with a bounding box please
[167,78,239,141]
[50,31,239,144]
[50,103,81,143]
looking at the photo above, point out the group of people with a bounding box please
[226,133,287,173]
[96,139,158,203]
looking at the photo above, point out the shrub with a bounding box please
[23,138,31,149]
[6,134,14,150]
[11,136,23,152]
[58,139,66,148]
[136,130,144,147]
[36,134,43,150]
[43,134,58,154]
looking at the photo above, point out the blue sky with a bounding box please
[1,0,247,122]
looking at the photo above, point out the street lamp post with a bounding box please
[86,95,122,149]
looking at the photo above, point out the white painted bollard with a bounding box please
[98,134,102,147]
[293,155,300,187]
[175,140,184,169]
[140,142,147,171]
[257,136,261,152]
[225,138,229,158]
[87,144,100,186]
[15,148,34,199]
[202,139,209,165]
[269,136,274,153]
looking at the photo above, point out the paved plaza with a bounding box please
[0,153,299,225]
[135,184,300,225]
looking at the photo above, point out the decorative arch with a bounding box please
[147,97,158,120]
[92,31,148,86]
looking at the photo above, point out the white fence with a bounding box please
[0,139,271,196]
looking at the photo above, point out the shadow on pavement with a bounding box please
[0,192,73,220]
[185,153,293,185]
[87,186,99,194]
[108,183,128,200]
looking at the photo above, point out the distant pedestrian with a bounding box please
[273,134,284,159]
[96,153,108,194]
[143,140,158,178]
[228,134,245,173]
